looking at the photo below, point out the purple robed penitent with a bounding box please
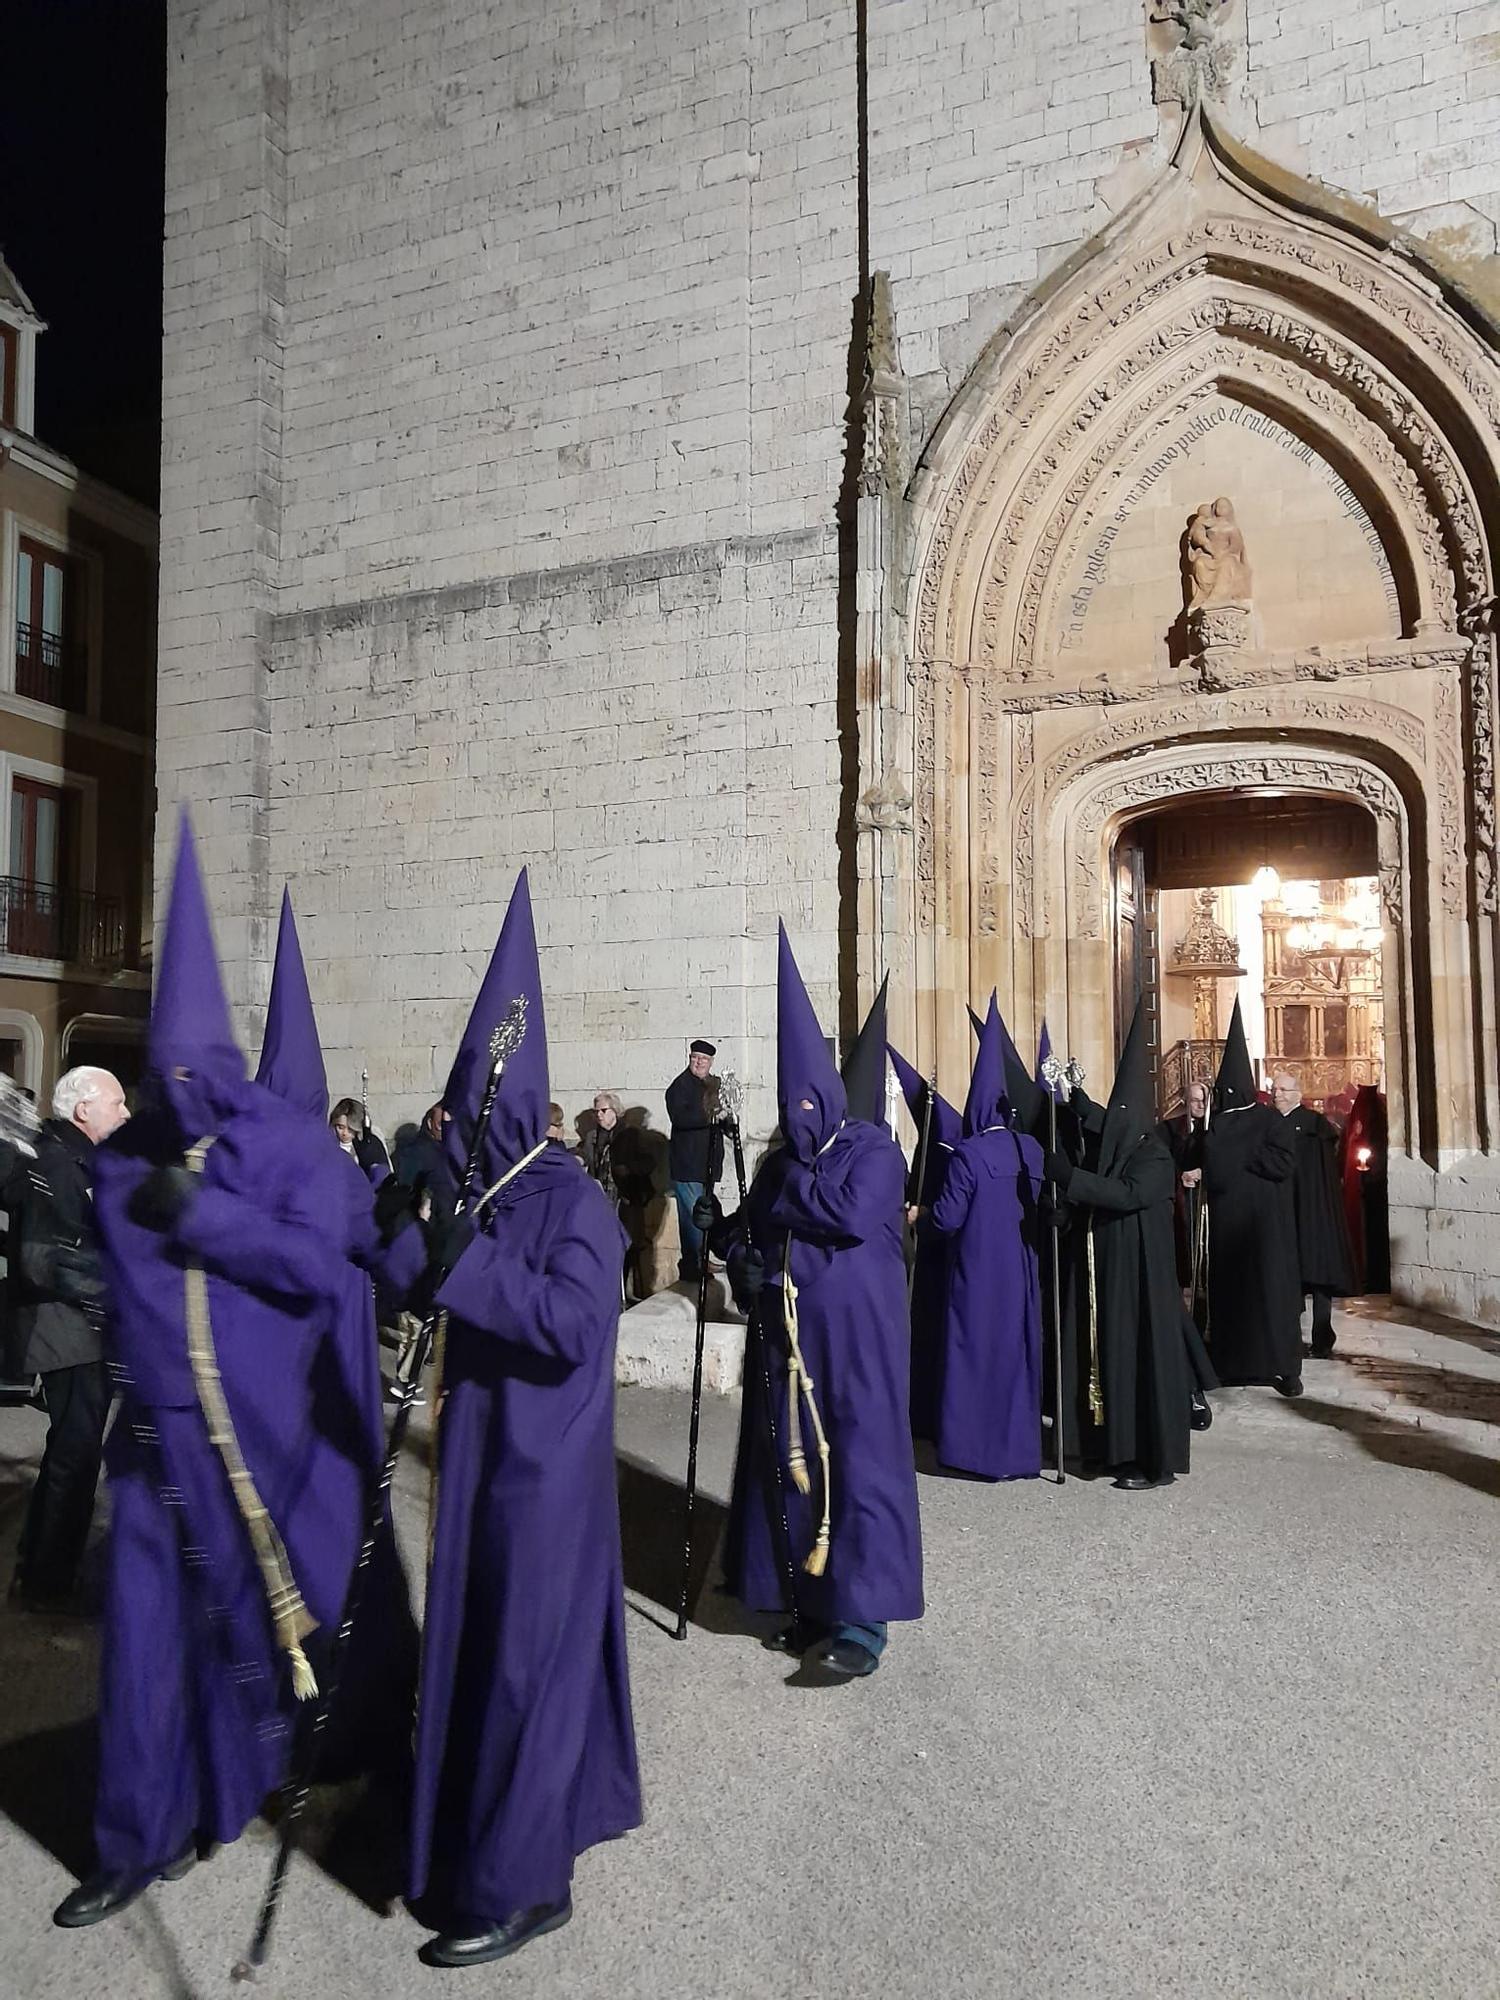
[926,995,1045,1480]
[90,823,367,1873]
[254,888,418,1770]
[723,928,923,1628]
[410,870,640,1928]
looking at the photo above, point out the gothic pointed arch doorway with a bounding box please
[856,104,1500,1319]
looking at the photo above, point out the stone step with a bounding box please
[616,1282,747,1394]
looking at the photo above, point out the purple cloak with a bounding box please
[255,886,420,1773]
[927,1135,1044,1478]
[89,824,379,1873]
[926,996,1045,1480]
[410,870,641,1926]
[413,1155,640,1922]
[94,1089,368,1868]
[723,929,923,1627]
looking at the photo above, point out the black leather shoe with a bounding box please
[1113,1468,1175,1491]
[809,1638,880,1681]
[1189,1392,1213,1432]
[1309,1333,1336,1358]
[1274,1374,1304,1398]
[418,1898,572,1968]
[53,1843,197,1928]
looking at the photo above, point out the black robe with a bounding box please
[1201,1104,1302,1383]
[907,1137,954,1443]
[1157,1113,1205,1290]
[1282,1107,1357,1295]
[1057,1122,1194,1482]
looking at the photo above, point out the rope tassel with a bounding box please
[785,1351,811,1495]
[782,1250,832,1576]
[1085,1218,1104,1428]
[182,1140,319,1700]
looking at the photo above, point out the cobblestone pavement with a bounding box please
[1,1300,1497,2000]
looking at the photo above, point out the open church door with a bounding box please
[1111,821,1161,1088]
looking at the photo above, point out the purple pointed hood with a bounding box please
[887,1043,962,1152]
[442,870,549,1196]
[255,889,328,1122]
[777,924,845,1164]
[963,992,1010,1137]
[148,811,247,1143]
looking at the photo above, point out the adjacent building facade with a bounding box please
[0,258,155,1100]
[155,0,1500,1323]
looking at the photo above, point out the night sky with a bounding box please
[1,0,167,508]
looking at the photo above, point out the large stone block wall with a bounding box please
[158,0,1500,1327]
[868,0,1500,435]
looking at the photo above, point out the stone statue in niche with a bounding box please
[1186,496,1252,608]
[1183,495,1255,662]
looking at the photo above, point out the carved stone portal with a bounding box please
[886,102,1500,1214]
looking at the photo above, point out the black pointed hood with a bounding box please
[841,974,889,1127]
[1099,1004,1156,1174]
[1214,997,1259,1113]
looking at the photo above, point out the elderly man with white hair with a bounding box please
[8,1064,129,1610]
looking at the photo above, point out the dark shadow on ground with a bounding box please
[616,1451,727,1636]
[0,1714,98,1881]
[1340,1294,1500,1357]
[1285,1394,1500,1501]
[1317,1353,1500,1420]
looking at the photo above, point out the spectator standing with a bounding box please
[331,1095,391,1178]
[395,1101,457,1213]
[8,1066,129,1609]
[580,1092,623,1201]
[666,1039,723,1282]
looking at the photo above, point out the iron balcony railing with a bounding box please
[0,877,124,969]
[14,622,86,711]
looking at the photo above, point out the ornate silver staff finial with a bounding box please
[488,995,528,1070]
[1064,1056,1086,1090]
[717,1071,745,1125]
[1040,1053,1066,1093]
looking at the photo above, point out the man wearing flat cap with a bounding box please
[666,1039,722,1283]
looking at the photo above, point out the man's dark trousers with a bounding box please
[16,1358,110,1598]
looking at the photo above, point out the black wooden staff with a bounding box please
[674,1221,715,1642]
[1041,1052,1068,1486]
[231,999,528,1984]
[905,1066,936,1314]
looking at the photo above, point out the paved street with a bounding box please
[2,1303,1497,2000]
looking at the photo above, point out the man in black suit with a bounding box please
[665,1039,722,1282]
[9,1066,129,1609]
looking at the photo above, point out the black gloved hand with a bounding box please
[373,1174,419,1246]
[52,1243,108,1308]
[129,1163,198,1233]
[1043,1150,1073,1191]
[732,1244,766,1301]
[691,1192,720,1233]
[426,1208,476,1279]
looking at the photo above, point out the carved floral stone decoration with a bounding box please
[1149,0,1239,107]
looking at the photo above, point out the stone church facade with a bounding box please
[158,0,1500,1322]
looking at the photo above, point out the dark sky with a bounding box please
[1,0,167,507]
